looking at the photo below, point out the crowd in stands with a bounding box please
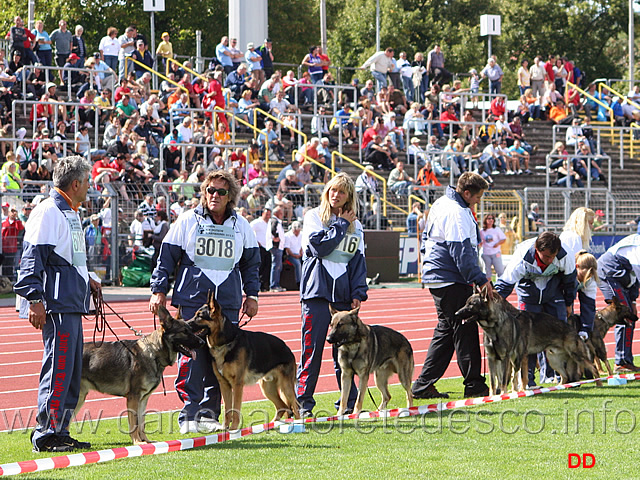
[1,15,638,282]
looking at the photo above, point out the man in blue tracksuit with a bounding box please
[412,173,492,400]
[149,170,260,434]
[296,173,368,417]
[15,156,100,452]
[495,232,577,386]
[597,234,640,372]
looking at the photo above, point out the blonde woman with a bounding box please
[560,207,595,260]
[297,172,368,417]
[574,251,599,339]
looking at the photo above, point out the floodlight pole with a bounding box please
[376,0,380,52]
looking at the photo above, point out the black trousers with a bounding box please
[412,283,486,395]
[258,245,271,292]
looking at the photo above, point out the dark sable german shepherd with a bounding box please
[190,293,299,430]
[567,297,636,376]
[455,287,599,395]
[326,306,414,416]
[75,306,204,444]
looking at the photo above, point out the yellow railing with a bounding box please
[212,105,271,169]
[330,151,410,216]
[125,56,188,94]
[166,57,208,84]
[292,149,337,179]
[566,81,612,126]
[253,108,308,148]
[408,195,426,210]
[597,83,640,112]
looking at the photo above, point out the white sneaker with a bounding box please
[506,170,515,175]
[179,421,199,434]
[197,418,224,432]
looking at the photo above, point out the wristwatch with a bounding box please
[247,295,259,303]
[29,298,43,304]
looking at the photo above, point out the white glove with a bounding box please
[578,331,589,341]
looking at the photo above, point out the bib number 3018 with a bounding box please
[195,237,234,258]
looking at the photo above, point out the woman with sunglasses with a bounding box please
[149,169,260,433]
[296,172,368,417]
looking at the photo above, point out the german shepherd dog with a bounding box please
[455,287,599,394]
[326,307,414,416]
[190,293,299,430]
[567,297,636,376]
[75,306,204,444]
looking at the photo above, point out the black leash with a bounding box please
[152,313,167,396]
[238,311,253,328]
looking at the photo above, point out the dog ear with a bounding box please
[478,283,489,300]
[329,304,338,316]
[175,306,183,321]
[350,306,360,317]
[474,284,482,295]
[157,305,173,330]
[611,296,620,307]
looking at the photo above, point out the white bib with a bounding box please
[194,224,236,271]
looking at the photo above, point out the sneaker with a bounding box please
[270,286,286,292]
[532,145,539,154]
[491,170,500,175]
[197,417,224,432]
[505,170,514,175]
[516,169,523,175]
[615,363,640,372]
[524,169,533,175]
[60,436,91,450]
[300,410,314,419]
[415,130,426,135]
[33,435,76,453]
[179,420,199,434]
[412,385,449,399]
[464,386,490,398]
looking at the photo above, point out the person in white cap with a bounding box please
[245,42,264,86]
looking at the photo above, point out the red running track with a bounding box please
[0,288,632,431]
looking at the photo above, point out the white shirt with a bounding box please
[177,123,193,143]
[99,36,121,57]
[283,230,302,256]
[250,217,268,247]
[130,219,144,246]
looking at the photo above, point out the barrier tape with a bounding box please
[1,373,638,476]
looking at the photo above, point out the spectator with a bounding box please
[427,44,452,87]
[528,203,544,232]
[301,45,325,84]
[8,16,37,65]
[266,205,286,292]
[131,40,153,79]
[250,207,272,291]
[99,27,120,72]
[283,221,303,287]
[215,36,234,74]
[406,202,423,235]
[479,214,506,280]
[529,56,545,99]
[388,161,414,196]
[71,25,86,65]
[118,26,137,80]
[257,38,274,79]
[517,59,530,96]
[508,139,532,174]
[228,37,244,70]
[50,19,73,75]
[361,47,394,90]
[480,57,503,94]
[225,62,249,99]
[258,120,285,161]
[245,42,263,86]
[364,134,395,170]
[396,51,414,102]
[2,204,24,278]
[32,20,53,66]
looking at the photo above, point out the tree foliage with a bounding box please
[0,0,635,96]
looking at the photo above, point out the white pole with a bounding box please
[150,11,157,90]
[320,0,327,54]
[630,0,635,86]
[376,0,380,52]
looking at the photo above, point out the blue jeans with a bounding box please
[401,76,414,102]
[270,248,283,289]
[288,256,301,283]
[490,80,501,95]
[371,70,388,89]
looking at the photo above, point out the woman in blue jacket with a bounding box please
[296,173,368,417]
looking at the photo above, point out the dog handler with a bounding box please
[412,172,492,399]
[596,234,640,372]
[15,156,100,452]
[495,231,577,386]
[149,170,260,433]
[297,173,368,417]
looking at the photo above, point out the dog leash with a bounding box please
[238,311,253,328]
[152,312,167,397]
[89,289,142,356]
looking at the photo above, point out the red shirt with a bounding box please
[543,62,555,82]
[490,98,506,118]
[109,160,125,174]
[114,86,131,103]
[440,110,459,130]
[91,158,112,180]
[1,217,24,253]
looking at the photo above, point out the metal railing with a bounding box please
[551,124,625,168]
[125,55,187,95]
[253,107,307,154]
[544,152,612,191]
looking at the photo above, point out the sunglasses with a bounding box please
[206,186,229,196]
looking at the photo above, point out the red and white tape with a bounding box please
[2,373,638,476]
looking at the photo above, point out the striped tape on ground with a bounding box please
[1,373,638,476]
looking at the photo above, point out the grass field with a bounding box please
[2,377,639,479]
